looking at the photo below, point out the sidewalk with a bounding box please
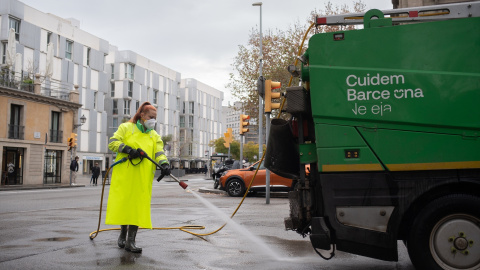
[0,172,219,192]
[0,174,90,191]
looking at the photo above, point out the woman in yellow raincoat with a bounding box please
[106,102,170,253]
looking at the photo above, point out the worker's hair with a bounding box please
[129,102,157,123]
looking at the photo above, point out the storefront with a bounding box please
[82,155,106,175]
[2,147,24,185]
[43,149,62,184]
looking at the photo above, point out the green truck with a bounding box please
[265,3,480,269]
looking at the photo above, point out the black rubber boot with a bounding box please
[117,225,127,248]
[125,225,142,253]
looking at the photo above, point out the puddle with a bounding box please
[35,237,73,242]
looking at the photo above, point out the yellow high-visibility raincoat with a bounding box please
[106,121,168,229]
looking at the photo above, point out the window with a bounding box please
[182,102,186,114]
[113,100,118,115]
[124,99,130,115]
[188,144,193,156]
[125,63,134,80]
[180,116,185,128]
[110,82,115,97]
[136,101,139,112]
[86,47,91,66]
[153,90,158,104]
[9,17,20,41]
[47,32,52,45]
[113,117,118,129]
[50,111,61,143]
[103,54,106,71]
[111,64,114,79]
[189,102,194,114]
[189,115,194,128]
[128,81,133,97]
[9,104,24,139]
[65,39,73,60]
[2,42,6,64]
[93,92,97,109]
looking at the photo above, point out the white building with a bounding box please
[178,78,223,170]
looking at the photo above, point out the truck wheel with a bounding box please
[407,194,480,270]
[226,178,245,197]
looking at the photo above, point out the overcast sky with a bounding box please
[19,0,393,105]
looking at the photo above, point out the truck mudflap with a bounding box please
[310,217,332,250]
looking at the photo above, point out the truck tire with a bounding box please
[226,178,245,197]
[407,194,480,270]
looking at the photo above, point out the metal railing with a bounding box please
[0,68,72,101]
[8,124,24,140]
[50,129,63,143]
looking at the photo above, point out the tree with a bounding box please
[243,141,261,163]
[227,1,366,118]
[209,137,240,160]
[161,134,173,151]
[209,138,267,163]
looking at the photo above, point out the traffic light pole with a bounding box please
[240,134,243,168]
[69,148,73,186]
[265,112,271,204]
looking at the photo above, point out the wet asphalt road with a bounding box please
[0,175,415,270]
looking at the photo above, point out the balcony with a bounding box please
[0,69,71,101]
[8,124,24,140]
[50,129,63,143]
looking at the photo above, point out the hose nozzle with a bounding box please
[179,181,188,189]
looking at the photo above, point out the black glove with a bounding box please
[122,145,140,159]
[161,163,171,176]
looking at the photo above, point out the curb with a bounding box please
[0,184,85,191]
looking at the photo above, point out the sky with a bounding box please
[19,0,393,105]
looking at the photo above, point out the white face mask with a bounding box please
[144,119,156,130]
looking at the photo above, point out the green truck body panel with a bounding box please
[306,17,480,171]
[275,7,480,266]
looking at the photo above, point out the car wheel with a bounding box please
[407,194,480,270]
[226,178,245,197]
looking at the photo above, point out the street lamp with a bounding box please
[252,2,263,164]
[74,114,86,128]
[252,2,272,204]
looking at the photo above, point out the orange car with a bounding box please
[219,160,295,197]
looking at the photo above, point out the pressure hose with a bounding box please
[90,23,315,240]
[89,153,199,240]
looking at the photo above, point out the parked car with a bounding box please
[219,160,296,197]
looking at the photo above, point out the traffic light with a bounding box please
[224,128,233,148]
[239,114,250,135]
[71,133,77,149]
[67,136,73,151]
[265,80,281,113]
